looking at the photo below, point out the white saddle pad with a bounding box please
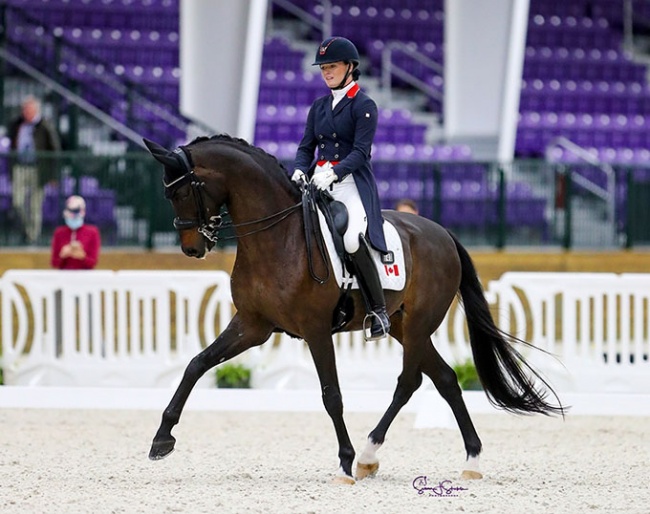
[317,210,406,291]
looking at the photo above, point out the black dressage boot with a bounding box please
[348,235,391,340]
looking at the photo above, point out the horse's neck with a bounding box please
[228,180,296,221]
[225,169,301,248]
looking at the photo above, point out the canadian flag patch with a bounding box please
[384,264,400,276]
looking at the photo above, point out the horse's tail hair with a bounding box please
[448,231,566,417]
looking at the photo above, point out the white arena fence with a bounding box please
[0,270,648,393]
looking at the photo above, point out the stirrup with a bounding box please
[362,311,390,341]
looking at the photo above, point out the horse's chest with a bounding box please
[230,268,281,310]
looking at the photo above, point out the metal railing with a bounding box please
[0,3,213,148]
[545,137,617,245]
[271,0,332,39]
[380,41,444,104]
[269,1,444,107]
[1,156,649,250]
[0,46,145,148]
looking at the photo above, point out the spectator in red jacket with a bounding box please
[50,195,101,269]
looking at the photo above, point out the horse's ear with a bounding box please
[143,138,180,169]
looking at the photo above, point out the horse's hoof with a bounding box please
[355,461,379,480]
[149,436,176,461]
[460,470,483,480]
[332,475,356,485]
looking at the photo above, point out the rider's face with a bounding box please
[320,61,351,89]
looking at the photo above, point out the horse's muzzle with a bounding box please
[182,245,206,259]
[180,230,213,258]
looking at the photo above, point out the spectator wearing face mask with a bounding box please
[50,195,101,269]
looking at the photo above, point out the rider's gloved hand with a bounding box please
[312,163,337,191]
[291,169,306,185]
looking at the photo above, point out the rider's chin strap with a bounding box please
[330,63,354,90]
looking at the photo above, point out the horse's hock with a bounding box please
[0,270,648,392]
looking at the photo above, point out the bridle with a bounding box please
[163,147,301,243]
[164,145,330,283]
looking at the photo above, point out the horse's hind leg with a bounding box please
[356,329,424,480]
[420,344,483,479]
[356,336,483,480]
[149,314,271,460]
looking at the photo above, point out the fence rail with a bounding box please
[1,270,648,393]
[0,270,232,387]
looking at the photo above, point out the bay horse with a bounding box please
[143,135,564,484]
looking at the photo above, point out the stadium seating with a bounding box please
[7,0,647,238]
[517,5,650,160]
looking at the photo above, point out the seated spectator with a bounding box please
[50,195,101,269]
[395,198,419,215]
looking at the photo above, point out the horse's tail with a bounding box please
[448,231,565,416]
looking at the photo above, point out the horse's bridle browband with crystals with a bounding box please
[163,146,301,242]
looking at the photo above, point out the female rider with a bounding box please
[291,36,390,340]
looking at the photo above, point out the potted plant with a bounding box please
[453,359,482,390]
[215,362,251,388]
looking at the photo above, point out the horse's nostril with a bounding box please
[183,247,198,257]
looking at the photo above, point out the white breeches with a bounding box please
[327,174,367,253]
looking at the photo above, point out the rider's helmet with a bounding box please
[312,37,360,67]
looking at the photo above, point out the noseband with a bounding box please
[163,146,301,243]
[163,148,222,242]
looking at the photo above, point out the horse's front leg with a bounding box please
[305,333,356,484]
[149,314,272,460]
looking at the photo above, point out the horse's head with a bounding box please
[144,138,222,258]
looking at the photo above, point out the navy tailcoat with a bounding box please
[294,85,388,253]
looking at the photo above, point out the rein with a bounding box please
[213,183,331,283]
[164,147,330,283]
[164,162,301,243]
[206,202,302,242]
[163,147,302,243]
[301,182,331,284]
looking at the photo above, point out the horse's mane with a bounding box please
[186,134,291,182]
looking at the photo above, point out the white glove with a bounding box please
[291,169,306,184]
[312,162,337,191]
[314,162,333,175]
[312,168,337,190]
